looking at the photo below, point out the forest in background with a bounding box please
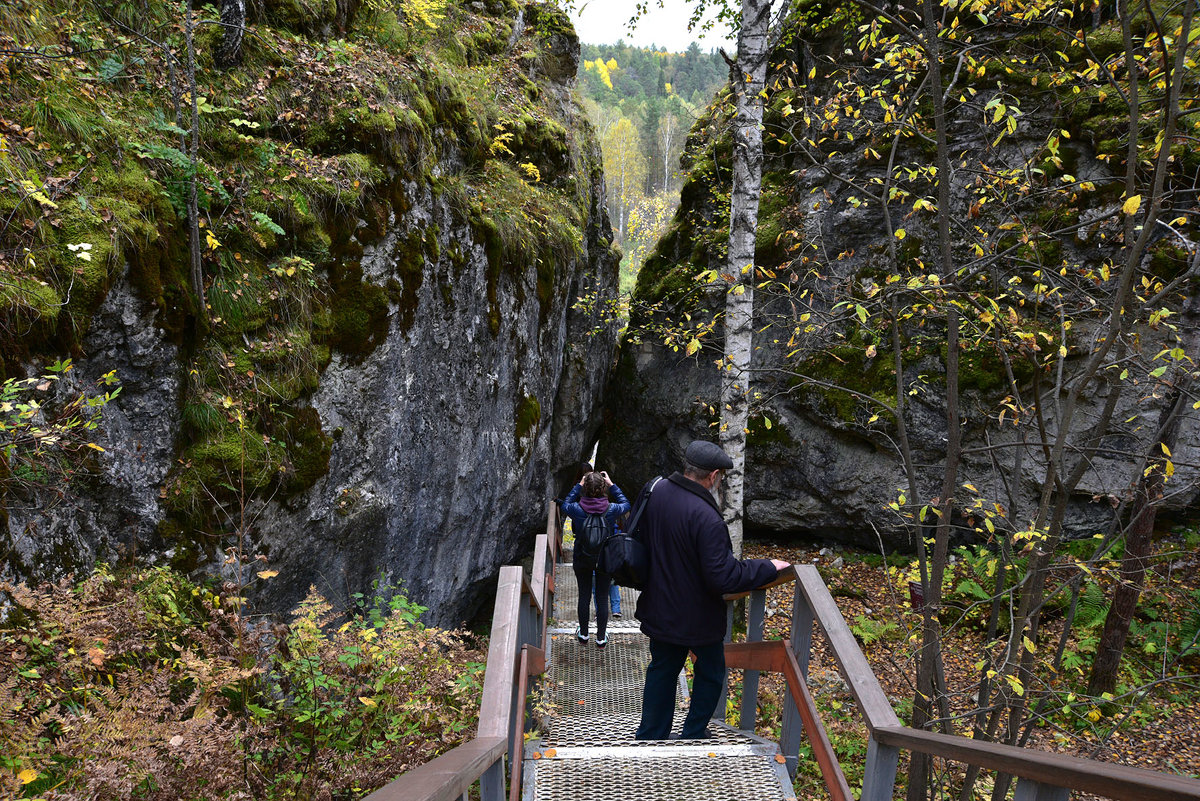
[576,42,726,291]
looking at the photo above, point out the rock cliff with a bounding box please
[0,0,618,625]
[601,10,1200,548]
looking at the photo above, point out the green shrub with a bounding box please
[0,567,484,799]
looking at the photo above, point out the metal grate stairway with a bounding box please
[520,562,797,801]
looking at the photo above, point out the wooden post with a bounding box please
[479,759,505,801]
[860,736,901,801]
[739,588,767,732]
[1013,779,1070,801]
[780,580,812,777]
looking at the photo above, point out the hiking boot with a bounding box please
[612,612,622,619]
[574,626,588,644]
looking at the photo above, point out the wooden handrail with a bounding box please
[788,563,1200,801]
[375,502,559,801]
[725,639,853,801]
[363,736,506,801]
[874,726,1200,801]
[793,564,900,731]
[478,566,524,739]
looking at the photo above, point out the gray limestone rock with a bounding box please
[2,270,181,582]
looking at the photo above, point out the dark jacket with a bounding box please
[634,472,778,646]
[561,483,631,562]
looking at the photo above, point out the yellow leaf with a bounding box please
[894,228,906,240]
[1122,194,1142,215]
[358,696,377,707]
[1161,443,1171,457]
[686,338,701,356]
[86,442,106,452]
[1023,636,1037,654]
[257,570,279,579]
[18,769,37,785]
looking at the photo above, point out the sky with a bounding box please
[566,0,735,52]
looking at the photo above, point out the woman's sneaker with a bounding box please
[575,626,588,644]
[596,635,608,649]
[612,612,622,619]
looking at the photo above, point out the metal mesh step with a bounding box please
[553,562,641,631]
[545,632,657,717]
[523,752,796,801]
[543,712,759,748]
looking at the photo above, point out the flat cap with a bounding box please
[685,439,734,470]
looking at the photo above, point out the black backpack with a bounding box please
[577,512,612,560]
[598,476,662,589]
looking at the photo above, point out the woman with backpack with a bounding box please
[561,470,630,648]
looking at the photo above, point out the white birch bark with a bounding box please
[720,0,772,556]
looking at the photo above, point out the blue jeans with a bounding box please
[593,580,621,615]
[635,640,725,740]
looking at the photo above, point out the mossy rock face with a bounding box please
[506,116,572,184]
[259,0,357,38]
[514,393,542,456]
[1147,239,1191,281]
[747,416,796,449]
[285,406,332,491]
[524,3,580,82]
[326,267,390,360]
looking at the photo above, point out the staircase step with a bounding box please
[522,750,796,801]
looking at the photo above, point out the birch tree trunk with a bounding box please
[184,0,208,325]
[720,0,772,556]
[215,0,246,69]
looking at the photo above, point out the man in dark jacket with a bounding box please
[633,440,789,740]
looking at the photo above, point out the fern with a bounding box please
[1177,590,1200,657]
[1074,582,1110,630]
